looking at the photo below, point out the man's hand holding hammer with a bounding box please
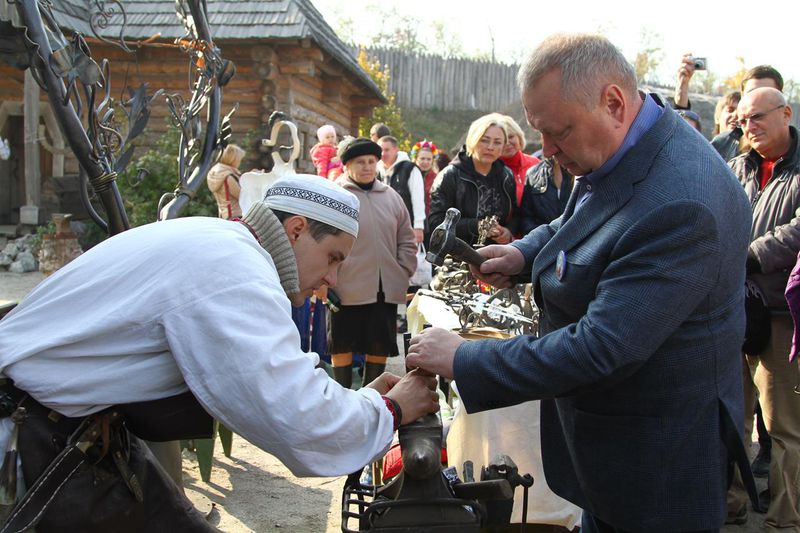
[407,243,527,378]
[468,244,526,289]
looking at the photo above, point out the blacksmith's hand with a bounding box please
[364,372,401,395]
[406,328,466,380]
[384,369,440,425]
[468,245,525,288]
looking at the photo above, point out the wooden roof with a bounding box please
[50,0,383,99]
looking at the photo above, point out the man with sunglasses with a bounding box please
[711,66,784,162]
[728,86,800,529]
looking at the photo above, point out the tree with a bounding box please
[785,79,800,104]
[690,70,720,96]
[356,48,411,151]
[723,57,748,92]
[370,9,425,54]
[633,30,662,84]
[432,21,464,59]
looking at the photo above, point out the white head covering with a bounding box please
[263,175,360,237]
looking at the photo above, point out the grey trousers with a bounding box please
[729,315,800,530]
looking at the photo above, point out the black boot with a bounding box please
[361,361,386,389]
[755,486,770,514]
[333,364,353,389]
[753,401,771,478]
[752,443,771,478]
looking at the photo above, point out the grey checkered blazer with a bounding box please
[454,102,753,531]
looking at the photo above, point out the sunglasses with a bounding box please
[737,105,786,128]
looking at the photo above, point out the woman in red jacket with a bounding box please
[499,115,540,206]
[411,140,439,216]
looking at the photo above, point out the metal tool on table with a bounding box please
[427,208,486,267]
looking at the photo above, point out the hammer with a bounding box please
[426,208,487,267]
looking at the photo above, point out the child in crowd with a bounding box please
[310,124,342,179]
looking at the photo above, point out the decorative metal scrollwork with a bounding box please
[158,0,236,220]
[89,0,132,53]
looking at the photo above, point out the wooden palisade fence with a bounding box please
[358,47,520,111]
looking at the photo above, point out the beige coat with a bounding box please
[207,163,241,219]
[335,175,417,306]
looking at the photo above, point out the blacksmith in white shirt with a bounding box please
[0,175,438,532]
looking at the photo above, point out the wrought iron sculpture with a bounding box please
[157,0,236,221]
[89,0,132,52]
[0,0,235,232]
[426,257,537,334]
[476,215,498,247]
[1,0,136,234]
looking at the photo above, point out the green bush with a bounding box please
[117,127,218,227]
[29,220,56,256]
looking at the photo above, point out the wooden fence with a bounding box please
[357,47,520,111]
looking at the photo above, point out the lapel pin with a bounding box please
[556,250,567,281]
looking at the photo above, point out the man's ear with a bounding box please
[283,215,308,244]
[601,83,626,124]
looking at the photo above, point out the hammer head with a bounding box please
[426,208,461,266]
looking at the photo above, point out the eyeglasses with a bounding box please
[737,105,786,128]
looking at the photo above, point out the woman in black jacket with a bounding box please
[519,157,575,235]
[428,113,516,246]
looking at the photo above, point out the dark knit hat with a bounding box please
[339,137,381,165]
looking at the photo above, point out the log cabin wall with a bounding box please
[0,37,381,202]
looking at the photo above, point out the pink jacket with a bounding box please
[334,175,417,305]
[310,143,337,178]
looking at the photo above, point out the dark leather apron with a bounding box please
[1,382,218,532]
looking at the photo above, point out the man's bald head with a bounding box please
[738,87,792,160]
[741,87,787,109]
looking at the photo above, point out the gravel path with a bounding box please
[0,271,46,303]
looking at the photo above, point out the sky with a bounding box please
[311,0,800,88]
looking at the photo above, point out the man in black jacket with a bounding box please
[378,136,424,244]
[728,87,800,529]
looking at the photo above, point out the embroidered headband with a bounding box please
[410,139,438,160]
[264,175,360,238]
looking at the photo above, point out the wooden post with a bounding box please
[21,69,41,225]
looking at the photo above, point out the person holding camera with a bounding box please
[673,53,704,110]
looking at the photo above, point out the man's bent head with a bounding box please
[518,33,641,176]
[262,176,359,303]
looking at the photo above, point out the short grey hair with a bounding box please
[517,33,638,109]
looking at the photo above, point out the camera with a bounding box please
[692,57,707,71]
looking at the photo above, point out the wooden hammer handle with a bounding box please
[451,238,486,266]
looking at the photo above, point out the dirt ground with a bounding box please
[0,271,46,303]
[1,271,770,532]
[181,440,349,532]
